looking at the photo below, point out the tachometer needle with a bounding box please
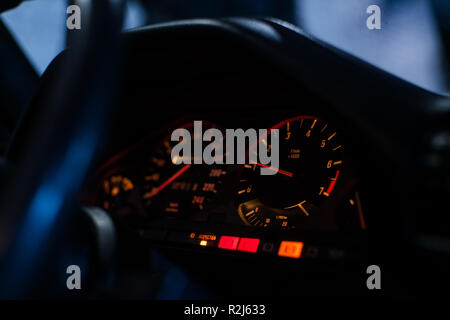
[143,164,191,199]
[250,161,293,177]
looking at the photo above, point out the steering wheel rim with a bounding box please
[0,0,125,298]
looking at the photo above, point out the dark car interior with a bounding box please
[0,0,449,301]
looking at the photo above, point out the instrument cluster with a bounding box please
[85,114,366,260]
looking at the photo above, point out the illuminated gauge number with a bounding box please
[236,116,344,229]
[142,122,226,219]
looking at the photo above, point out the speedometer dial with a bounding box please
[236,116,343,229]
[142,122,227,220]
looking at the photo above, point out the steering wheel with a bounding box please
[0,0,125,298]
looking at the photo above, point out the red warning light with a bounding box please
[218,236,240,250]
[237,238,260,253]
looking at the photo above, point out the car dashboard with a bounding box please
[1,2,450,301]
[76,20,378,270]
[65,18,447,298]
[83,110,366,259]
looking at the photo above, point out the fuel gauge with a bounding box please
[101,174,142,218]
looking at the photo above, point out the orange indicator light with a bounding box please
[218,236,240,250]
[199,240,208,247]
[278,241,304,259]
[237,238,260,253]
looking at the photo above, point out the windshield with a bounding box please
[1,0,449,93]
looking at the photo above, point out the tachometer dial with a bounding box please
[237,116,343,229]
[142,122,227,220]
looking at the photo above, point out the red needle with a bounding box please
[250,161,293,177]
[326,170,340,194]
[144,164,191,198]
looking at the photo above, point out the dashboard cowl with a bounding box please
[122,18,448,169]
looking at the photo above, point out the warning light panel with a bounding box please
[218,236,240,250]
[278,241,304,259]
[198,234,217,241]
[237,238,260,253]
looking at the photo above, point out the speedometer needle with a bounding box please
[250,161,293,177]
[143,164,191,199]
